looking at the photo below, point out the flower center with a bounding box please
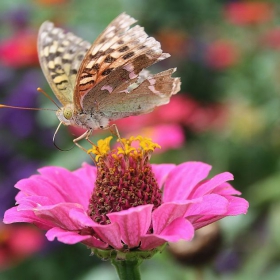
[87,136,162,225]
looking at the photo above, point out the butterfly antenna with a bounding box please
[37,87,61,109]
[0,87,60,112]
[0,104,56,111]
[53,122,75,151]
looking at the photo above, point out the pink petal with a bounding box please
[69,209,97,228]
[213,182,242,196]
[192,196,249,229]
[15,176,65,205]
[38,166,92,209]
[93,224,123,250]
[70,209,123,250]
[191,172,234,198]
[157,217,194,242]
[46,227,91,244]
[151,164,176,189]
[163,162,212,202]
[16,196,53,210]
[3,207,53,230]
[46,227,107,249]
[46,222,109,249]
[192,216,223,230]
[186,194,228,217]
[140,218,194,250]
[152,202,196,234]
[73,163,97,192]
[34,203,84,230]
[107,205,153,248]
[46,228,108,249]
[81,237,108,249]
[188,196,249,229]
[140,235,166,250]
[224,196,249,215]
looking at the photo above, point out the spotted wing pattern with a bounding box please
[73,13,180,117]
[38,22,91,106]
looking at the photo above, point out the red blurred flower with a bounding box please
[0,224,45,270]
[205,40,239,70]
[225,2,274,25]
[35,0,68,4]
[0,31,38,68]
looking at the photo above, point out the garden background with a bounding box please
[1,0,280,279]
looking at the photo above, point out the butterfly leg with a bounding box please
[109,124,122,140]
[108,124,126,149]
[85,134,96,146]
[73,129,96,161]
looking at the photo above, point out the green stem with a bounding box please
[111,259,142,280]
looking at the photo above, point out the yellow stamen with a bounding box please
[117,143,137,155]
[135,136,161,152]
[87,136,113,161]
[87,135,161,161]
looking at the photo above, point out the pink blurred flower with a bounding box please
[0,224,45,270]
[0,31,38,68]
[205,40,239,70]
[122,124,185,153]
[225,2,274,25]
[3,136,248,253]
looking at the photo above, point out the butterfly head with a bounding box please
[56,104,75,126]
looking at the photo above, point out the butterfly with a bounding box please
[37,13,180,149]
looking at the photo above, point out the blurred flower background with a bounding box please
[0,0,280,279]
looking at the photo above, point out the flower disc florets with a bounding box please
[87,136,162,225]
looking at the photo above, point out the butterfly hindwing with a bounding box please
[38,21,90,106]
[82,68,181,120]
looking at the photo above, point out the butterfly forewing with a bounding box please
[73,14,137,100]
[74,13,173,114]
[38,21,91,106]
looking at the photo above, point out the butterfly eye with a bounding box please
[63,108,73,120]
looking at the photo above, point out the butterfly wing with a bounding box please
[38,21,91,106]
[82,68,181,120]
[73,13,177,114]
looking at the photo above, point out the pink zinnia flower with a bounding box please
[4,136,248,259]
